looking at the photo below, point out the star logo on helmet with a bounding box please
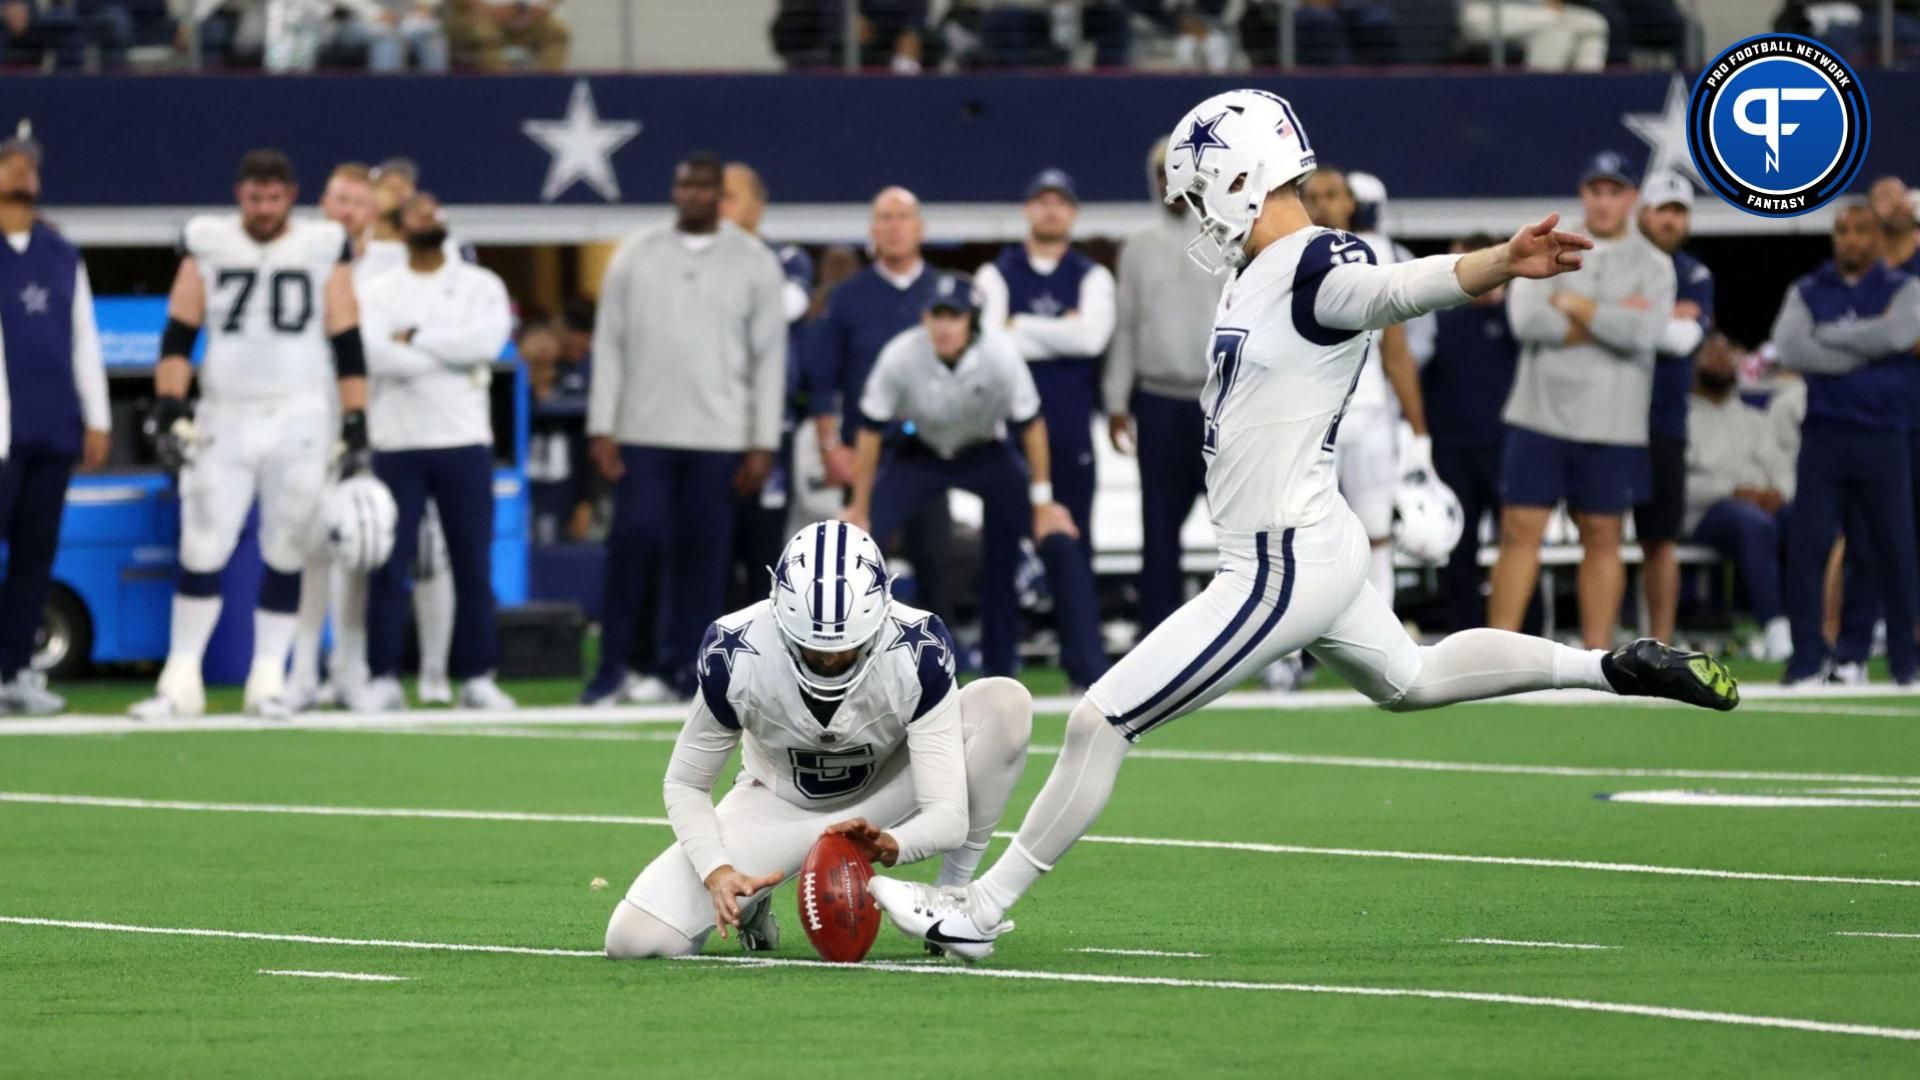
[702,623,759,676]
[855,552,888,597]
[1174,111,1230,168]
[772,553,804,593]
[886,615,947,667]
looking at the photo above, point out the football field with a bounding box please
[4,676,1919,1077]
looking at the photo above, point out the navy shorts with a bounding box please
[1500,426,1648,516]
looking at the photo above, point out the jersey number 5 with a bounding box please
[216,269,313,334]
[789,744,876,800]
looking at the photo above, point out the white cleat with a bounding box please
[244,662,294,720]
[350,676,408,713]
[1828,661,1868,686]
[0,671,67,716]
[130,664,205,720]
[867,877,1011,963]
[736,895,780,953]
[417,672,454,706]
[457,675,516,711]
[620,674,678,705]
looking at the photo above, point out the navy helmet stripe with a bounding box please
[811,524,827,632]
[834,521,848,629]
[1131,528,1297,739]
[1113,531,1273,730]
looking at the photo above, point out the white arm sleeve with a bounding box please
[71,263,110,432]
[1008,263,1117,357]
[586,242,632,439]
[887,689,969,866]
[358,293,443,379]
[1314,255,1471,332]
[975,263,1011,333]
[659,697,745,884]
[857,339,901,424]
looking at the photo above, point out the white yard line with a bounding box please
[1071,947,1211,958]
[257,969,411,982]
[1601,791,1920,809]
[4,682,1915,737]
[3,791,1914,890]
[1455,938,1618,951]
[4,916,1912,1043]
[1833,932,1920,941]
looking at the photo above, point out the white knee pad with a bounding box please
[605,900,703,959]
[960,676,1034,764]
[178,522,243,575]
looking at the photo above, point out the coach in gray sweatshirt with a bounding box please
[1103,138,1223,633]
[582,151,788,706]
[1488,151,1676,648]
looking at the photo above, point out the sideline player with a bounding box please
[870,89,1739,960]
[604,521,1034,958]
[133,149,370,719]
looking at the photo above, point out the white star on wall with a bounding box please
[19,282,48,315]
[522,80,641,203]
[1622,74,1705,192]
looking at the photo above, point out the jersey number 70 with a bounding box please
[215,268,313,334]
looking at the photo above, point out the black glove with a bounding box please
[339,408,371,477]
[143,396,194,477]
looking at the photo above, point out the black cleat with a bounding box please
[1601,638,1739,711]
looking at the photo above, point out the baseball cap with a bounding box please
[1579,150,1640,189]
[1640,171,1694,210]
[1026,168,1079,203]
[924,272,979,315]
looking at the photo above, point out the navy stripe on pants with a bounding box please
[1028,359,1098,555]
[1131,388,1207,635]
[593,445,741,696]
[0,452,75,679]
[367,445,499,681]
[1432,440,1503,633]
[1784,425,1918,683]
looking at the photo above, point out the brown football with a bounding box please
[798,832,880,963]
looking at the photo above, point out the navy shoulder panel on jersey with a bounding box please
[1291,230,1377,348]
[889,612,957,721]
[696,619,757,730]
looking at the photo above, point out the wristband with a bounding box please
[1030,482,1054,505]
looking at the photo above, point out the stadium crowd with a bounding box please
[13,1,1919,74]
[3,125,1920,715]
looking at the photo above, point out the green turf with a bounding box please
[4,680,1919,1077]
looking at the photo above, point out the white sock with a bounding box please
[331,568,369,694]
[414,568,455,685]
[252,609,299,674]
[289,556,331,693]
[941,677,1033,889]
[1369,543,1395,607]
[973,842,1047,925]
[165,594,223,671]
[936,842,989,889]
[1551,643,1610,692]
[973,698,1130,923]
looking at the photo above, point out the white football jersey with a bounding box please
[695,597,958,810]
[1200,226,1468,536]
[184,215,348,401]
[1348,229,1396,411]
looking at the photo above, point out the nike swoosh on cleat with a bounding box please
[924,919,991,946]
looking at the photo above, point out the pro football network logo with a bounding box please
[1686,33,1869,218]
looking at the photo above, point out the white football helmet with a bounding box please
[769,521,893,701]
[1163,88,1319,273]
[1392,467,1465,567]
[1347,170,1388,233]
[324,474,398,572]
